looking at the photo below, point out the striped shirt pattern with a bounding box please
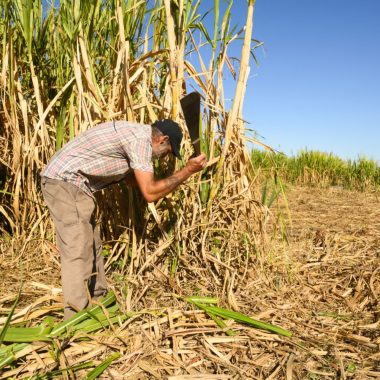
[41,121,153,196]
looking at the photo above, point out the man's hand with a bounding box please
[134,153,208,202]
[185,153,207,174]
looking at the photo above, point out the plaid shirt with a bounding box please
[41,121,153,196]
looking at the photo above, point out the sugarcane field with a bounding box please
[0,1,379,379]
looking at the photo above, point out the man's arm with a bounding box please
[134,153,207,202]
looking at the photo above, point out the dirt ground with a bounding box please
[0,186,379,379]
[254,185,380,379]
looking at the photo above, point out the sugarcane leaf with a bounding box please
[184,297,292,337]
[1,316,54,343]
[205,305,292,337]
[74,314,127,334]
[49,291,116,337]
[184,296,219,304]
[1,327,52,343]
[206,312,236,336]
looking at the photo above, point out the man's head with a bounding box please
[151,119,183,160]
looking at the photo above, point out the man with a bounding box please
[41,119,207,319]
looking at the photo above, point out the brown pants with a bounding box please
[41,177,107,319]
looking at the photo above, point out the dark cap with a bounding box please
[152,119,183,159]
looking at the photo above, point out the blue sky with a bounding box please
[226,0,380,161]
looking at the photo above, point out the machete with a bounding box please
[180,91,201,157]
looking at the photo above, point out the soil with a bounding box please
[0,185,379,379]
[249,185,380,379]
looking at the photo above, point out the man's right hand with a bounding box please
[134,153,207,203]
[185,153,207,174]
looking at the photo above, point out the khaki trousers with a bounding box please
[41,177,107,319]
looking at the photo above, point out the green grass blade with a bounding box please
[0,352,17,371]
[0,342,28,358]
[29,361,94,380]
[84,352,121,380]
[0,288,21,344]
[0,343,29,371]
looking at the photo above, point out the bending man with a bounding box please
[41,119,207,319]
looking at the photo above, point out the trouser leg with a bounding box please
[56,216,95,318]
[92,220,107,298]
[41,178,107,319]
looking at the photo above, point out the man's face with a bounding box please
[152,135,172,159]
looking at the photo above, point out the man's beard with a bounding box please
[152,143,170,159]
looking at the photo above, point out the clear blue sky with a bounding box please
[228,0,380,161]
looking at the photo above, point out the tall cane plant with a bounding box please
[0,0,263,294]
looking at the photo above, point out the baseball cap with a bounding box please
[152,119,183,159]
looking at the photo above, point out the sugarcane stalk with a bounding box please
[164,0,180,119]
